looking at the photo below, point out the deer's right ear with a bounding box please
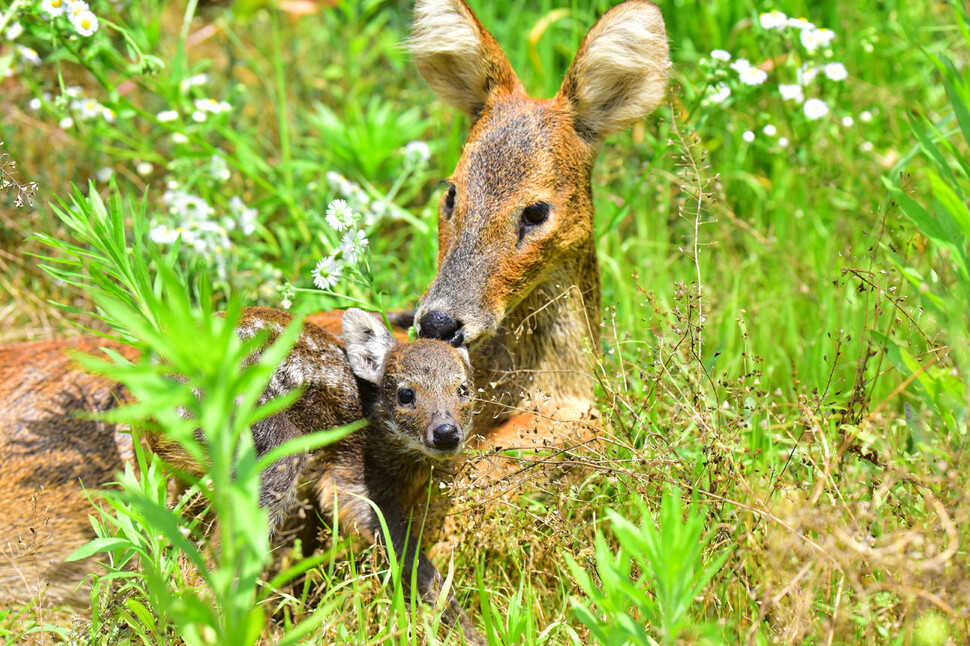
[411,0,521,120]
[343,308,399,385]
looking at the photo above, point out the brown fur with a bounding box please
[412,0,670,455]
[0,337,138,607]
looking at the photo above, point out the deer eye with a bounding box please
[398,388,415,405]
[521,201,550,227]
[441,185,456,219]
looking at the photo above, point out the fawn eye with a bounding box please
[521,201,550,227]
[441,185,456,219]
[397,388,415,405]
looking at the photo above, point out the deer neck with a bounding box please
[470,244,599,431]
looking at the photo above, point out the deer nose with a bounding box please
[431,423,461,451]
[419,310,464,347]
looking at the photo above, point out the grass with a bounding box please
[1,0,969,643]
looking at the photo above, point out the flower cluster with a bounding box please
[325,171,385,226]
[42,0,99,37]
[699,9,875,152]
[311,199,371,291]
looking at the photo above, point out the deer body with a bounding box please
[411,0,670,451]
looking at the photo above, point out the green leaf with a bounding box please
[65,536,132,561]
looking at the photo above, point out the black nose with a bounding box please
[419,310,464,347]
[431,423,461,450]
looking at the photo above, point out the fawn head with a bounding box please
[343,308,474,458]
[412,0,670,348]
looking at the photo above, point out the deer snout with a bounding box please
[430,422,462,452]
[418,310,465,348]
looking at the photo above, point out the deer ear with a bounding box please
[559,0,670,144]
[456,345,469,366]
[343,309,398,385]
[411,0,521,120]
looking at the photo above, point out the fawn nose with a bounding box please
[419,310,464,347]
[431,423,461,451]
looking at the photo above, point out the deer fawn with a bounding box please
[410,0,670,456]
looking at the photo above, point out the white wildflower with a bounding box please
[71,9,98,37]
[860,110,873,123]
[763,124,777,137]
[64,86,83,98]
[78,98,101,120]
[812,28,836,47]
[803,98,829,120]
[17,46,41,66]
[787,17,815,30]
[311,255,343,290]
[229,196,258,235]
[28,97,41,111]
[823,62,848,81]
[797,64,818,86]
[150,224,181,245]
[729,58,752,74]
[325,199,355,232]
[102,106,115,123]
[0,61,13,79]
[96,167,113,183]
[800,28,828,52]
[179,73,209,93]
[172,133,188,144]
[157,110,178,122]
[194,98,231,114]
[860,141,874,153]
[403,140,431,165]
[710,49,731,62]
[841,116,854,127]
[778,136,789,147]
[192,110,206,122]
[42,0,66,17]
[6,22,24,40]
[759,10,787,30]
[340,229,369,265]
[778,83,804,103]
[742,130,755,143]
[708,83,731,104]
[59,116,74,129]
[209,154,230,182]
[738,66,768,86]
[136,161,153,176]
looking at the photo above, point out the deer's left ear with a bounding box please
[343,309,398,385]
[455,345,469,366]
[558,0,670,144]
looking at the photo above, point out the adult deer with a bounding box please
[410,0,670,453]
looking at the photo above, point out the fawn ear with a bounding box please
[558,0,670,144]
[455,345,469,366]
[343,308,398,385]
[411,0,521,120]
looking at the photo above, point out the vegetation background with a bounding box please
[0,0,967,643]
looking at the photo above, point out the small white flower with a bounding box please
[841,116,854,127]
[192,110,206,122]
[340,229,369,265]
[763,124,777,137]
[194,98,230,114]
[787,17,815,30]
[136,161,153,176]
[150,224,181,244]
[738,66,768,86]
[102,106,115,123]
[71,10,98,37]
[708,83,731,104]
[812,28,836,47]
[803,98,829,120]
[860,141,874,152]
[797,64,818,87]
[96,167,113,183]
[229,196,258,235]
[823,62,848,81]
[42,0,66,17]
[311,255,343,290]
[742,130,755,143]
[179,73,209,93]
[759,10,787,30]
[281,298,292,310]
[0,62,13,79]
[78,98,101,120]
[860,110,873,123]
[209,155,230,182]
[800,28,826,52]
[157,110,178,122]
[778,83,804,103]
[28,97,42,111]
[59,116,74,129]
[403,140,431,165]
[17,46,41,66]
[710,49,731,62]
[66,0,88,15]
[729,58,752,74]
[778,136,789,147]
[6,21,24,40]
[325,199,355,232]
[64,85,83,98]
[172,132,188,144]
